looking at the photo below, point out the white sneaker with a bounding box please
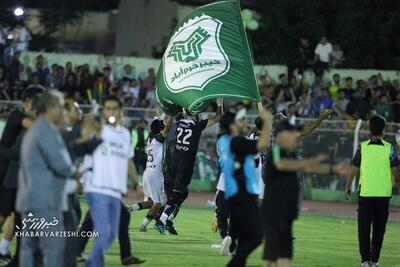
[220,236,232,256]
[361,262,370,267]
[139,224,147,232]
[370,263,379,267]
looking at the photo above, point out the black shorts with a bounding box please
[0,186,17,217]
[215,190,230,219]
[263,218,294,261]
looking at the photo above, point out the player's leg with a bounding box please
[76,211,93,262]
[127,171,153,212]
[370,197,389,265]
[275,218,294,267]
[215,190,229,240]
[358,197,374,264]
[119,203,146,265]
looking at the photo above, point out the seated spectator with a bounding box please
[141,68,156,105]
[315,88,334,114]
[334,89,350,118]
[91,73,110,103]
[313,36,332,78]
[285,103,298,119]
[103,66,114,83]
[123,79,141,105]
[46,63,62,89]
[296,92,312,118]
[33,55,50,85]
[311,75,325,97]
[391,92,400,123]
[260,84,276,110]
[12,22,31,52]
[331,44,345,67]
[26,73,46,92]
[343,76,354,99]
[329,73,341,101]
[121,64,138,81]
[258,71,274,87]
[62,73,79,97]
[375,95,392,121]
[346,89,370,120]
[65,61,73,75]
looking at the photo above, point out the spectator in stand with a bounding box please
[258,72,274,87]
[7,52,21,85]
[46,64,62,90]
[375,95,392,121]
[12,22,31,52]
[285,103,298,120]
[288,38,314,80]
[121,64,138,81]
[296,92,312,118]
[260,84,276,111]
[123,79,141,105]
[334,89,350,119]
[391,92,400,123]
[315,88,334,115]
[91,73,111,103]
[103,66,114,83]
[26,74,46,92]
[141,68,156,104]
[346,89,370,120]
[329,73,341,102]
[33,55,50,85]
[275,74,296,112]
[62,73,79,98]
[343,76,354,99]
[65,61,73,76]
[331,44,345,67]
[311,75,325,97]
[313,36,333,78]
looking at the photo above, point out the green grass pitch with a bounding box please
[78,201,400,267]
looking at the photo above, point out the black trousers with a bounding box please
[215,190,230,239]
[78,202,132,261]
[64,194,80,267]
[358,196,390,263]
[313,60,329,78]
[227,200,262,267]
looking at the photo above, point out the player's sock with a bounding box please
[0,239,10,255]
[142,215,154,227]
[160,213,169,225]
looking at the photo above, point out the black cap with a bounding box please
[275,120,303,134]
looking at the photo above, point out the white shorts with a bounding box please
[143,169,164,204]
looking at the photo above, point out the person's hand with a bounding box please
[311,154,328,163]
[319,109,332,119]
[74,170,82,180]
[259,108,272,123]
[344,187,351,200]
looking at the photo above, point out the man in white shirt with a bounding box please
[313,36,332,78]
[83,95,137,267]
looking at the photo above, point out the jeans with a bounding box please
[85,193,121,267]
[78,202,132,262]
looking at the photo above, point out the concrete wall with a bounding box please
[115,0,180,57]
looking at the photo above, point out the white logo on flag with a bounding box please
[163,14,230,93]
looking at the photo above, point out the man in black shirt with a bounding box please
[219,108,272,267]
[0,89,38,229]
[156,102,222,234]
[263,120,349,267]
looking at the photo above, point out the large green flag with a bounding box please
[156,0,260,115]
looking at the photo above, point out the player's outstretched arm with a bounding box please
[300,109,332,137]
[274,154,327,172]
[128,160,139,190]
[206,99,223,128]
[344,165,359,199]
[256,108,272,152]
[161,116,173,138]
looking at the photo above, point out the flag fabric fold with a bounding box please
[156,0,260,115]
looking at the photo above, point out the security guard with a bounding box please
[345,115,399,267]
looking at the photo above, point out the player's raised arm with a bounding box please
[256,108,272,152]
[206,99,223,128]
[161,116,173,138]
[300,109,332,137]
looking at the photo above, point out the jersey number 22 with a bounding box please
[177,128,192,145]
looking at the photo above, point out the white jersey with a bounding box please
[84,124,133,199]
[248,131,264,199]
[145,133,165,172]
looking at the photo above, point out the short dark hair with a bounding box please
[219,112,236,135]
[278,73,286,79]
[103,95,122,108]
[345,76,353,82]
[21,88,41,102]
[369,115,386,136]
[150,119,165,134]
[36,93,60,115]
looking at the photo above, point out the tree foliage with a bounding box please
[252,0,400,69]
